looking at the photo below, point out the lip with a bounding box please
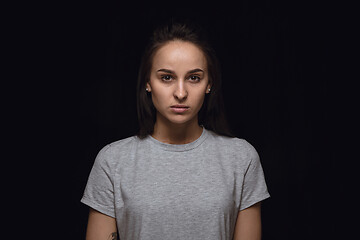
[170,105,189,113]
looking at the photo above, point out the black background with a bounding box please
[17,0,335,239]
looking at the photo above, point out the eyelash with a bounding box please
[160,75,201,82]
[161,75,173,81]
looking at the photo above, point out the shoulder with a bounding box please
[206,130,259,165]
[207,131,258,155]
[94,136,139,167]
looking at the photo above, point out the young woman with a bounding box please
[81,22,270,240]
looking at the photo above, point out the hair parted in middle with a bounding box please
[136,21,233,139]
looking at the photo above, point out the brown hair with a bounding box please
[136,21,233,139]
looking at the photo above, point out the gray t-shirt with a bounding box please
[81,127,270,239]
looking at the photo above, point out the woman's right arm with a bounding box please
[86,208,118,240]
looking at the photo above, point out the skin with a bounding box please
[86,209,117,240]
[233,202,262,240]
[146,40,211,144]
[85,40,262,240]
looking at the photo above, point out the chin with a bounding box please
[167,115,193,125]
[161,112,196,125]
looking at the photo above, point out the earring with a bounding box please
[146,88,149,92]
[208,88,211,92]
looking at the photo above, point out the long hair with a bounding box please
[136,21,233,139]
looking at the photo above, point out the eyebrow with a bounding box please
[157,68,204,74]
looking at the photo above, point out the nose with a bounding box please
[173,80,188,101]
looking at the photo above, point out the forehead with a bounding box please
[152,40,207,71]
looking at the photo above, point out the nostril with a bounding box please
[174,91,188,100]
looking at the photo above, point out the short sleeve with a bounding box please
[239,143,270,211]
[81,145,116,218]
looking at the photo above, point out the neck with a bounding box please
[152,114,203,144]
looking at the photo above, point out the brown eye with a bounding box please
[189,75,200,82]
[161,75,173,81]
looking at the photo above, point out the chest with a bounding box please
[115,152,242,217]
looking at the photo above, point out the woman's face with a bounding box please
[146,40,211,125]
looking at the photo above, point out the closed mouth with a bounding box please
[171,105,189,108]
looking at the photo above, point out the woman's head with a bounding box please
[146,40,211,127]
[136,22,233,138]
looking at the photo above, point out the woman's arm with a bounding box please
[233,202,262,240]
[86,208,118,240]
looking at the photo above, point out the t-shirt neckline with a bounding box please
[146,126,208,152]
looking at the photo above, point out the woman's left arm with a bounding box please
[233,202,262,240]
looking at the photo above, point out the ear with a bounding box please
[206,83,211,94]
[146,82,152,92]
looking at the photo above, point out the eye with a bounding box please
[188,75,201,82]
[161,75,173,82]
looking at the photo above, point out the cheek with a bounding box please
[190,89,206,109]
[150,85,170,108]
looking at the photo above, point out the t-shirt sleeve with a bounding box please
[239,142,270,211]
[81,145,116,218]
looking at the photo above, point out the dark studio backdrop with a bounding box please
[35,1,333,239]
